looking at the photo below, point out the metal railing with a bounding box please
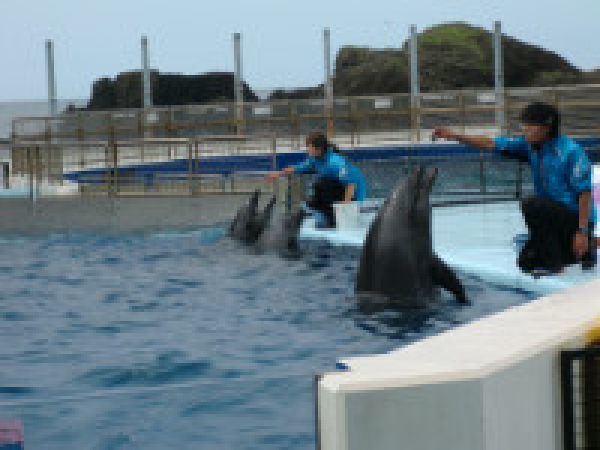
[9,134,542,214]
[9,135,285,200]
[11,85,600,149]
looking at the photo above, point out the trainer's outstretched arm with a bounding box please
[265,166,295,183]
[432,127,495,152]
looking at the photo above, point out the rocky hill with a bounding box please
[85,23,592,106]
[333,22,582,97]
[87,71,257,110]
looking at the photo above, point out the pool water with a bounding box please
[0,229,536,449]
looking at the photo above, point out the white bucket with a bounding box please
[333,202,361,229]
[334,199,384,229]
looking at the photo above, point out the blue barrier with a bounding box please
[63,138,600,184]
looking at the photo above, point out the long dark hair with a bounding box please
[306,131,346,160]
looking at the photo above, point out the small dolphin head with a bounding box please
[282,209,309,246]
[414,165,437,216]
[229,189,262,242]
[265,208,308,258]
[282,209,310,258]
[388,165,437,216]
[247,195,277,243]
[248,189,261,210]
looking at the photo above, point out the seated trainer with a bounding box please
[265,131,367,228]
[433,101,597,273]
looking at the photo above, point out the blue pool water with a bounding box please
[0,229,536,449]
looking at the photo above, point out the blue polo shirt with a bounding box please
[294,149,368,201]
[494,134,596,224]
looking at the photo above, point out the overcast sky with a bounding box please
[1,0,598,102]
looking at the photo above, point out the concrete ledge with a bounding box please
[301,201,600,296]
[318,278,600,450]
[0,195,255,235]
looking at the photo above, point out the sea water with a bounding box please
[0,228,536,449]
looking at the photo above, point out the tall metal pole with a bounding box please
[233,33,244,135]
[410,25,420,142]
[45,40,57,115]
[141,35,152,108]
[324,28,334,136]
[494,21,505,131]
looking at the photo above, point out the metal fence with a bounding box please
[7,84,600,220]
[6,134,600,237]
[8,135,544,211]
[11,84,600,149]
[10,135,289,199]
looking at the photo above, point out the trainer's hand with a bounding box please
[574,230,589,258]
[432,127,457,141]
[264,171,280,183]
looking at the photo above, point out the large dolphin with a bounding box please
[254,209,308,258]
[355,165,467,311]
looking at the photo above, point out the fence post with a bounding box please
[479,156,486,195]
[351,98,360,147]
[2,163,9,189]
[109,113,118,196]
[553,89,560,114]
[141,126,145,163]
[286,175,293,213]
[194,139,200,195]
[494,21,505,132]
[27,146,33,204]
[35,144,41,202]
[324,28,334,137]
[409,24,420,143]
[188,139,194,196]
[233,33,245,135]
[46,40,58,116]
[459,91,466,135]
[516,161,523,200]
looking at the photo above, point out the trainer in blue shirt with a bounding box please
[265,131,368,228]
[433,102,597,273]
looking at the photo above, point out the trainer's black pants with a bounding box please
[518,197,595,272]
[306,177,347,227]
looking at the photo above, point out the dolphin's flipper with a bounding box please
[430,253,468,304]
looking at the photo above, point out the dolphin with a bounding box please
[229,190,260,243]
[250,195,277,240]
[230,191,278,244]
[254,209,309,258]
[355,165,467,311]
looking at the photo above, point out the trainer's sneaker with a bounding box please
[529,266,564,278]
[581,248,597,271]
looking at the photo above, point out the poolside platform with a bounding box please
[301,200,600,296]
[311,200,600,450]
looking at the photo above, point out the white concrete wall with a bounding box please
[481,350,560,450]
[318,278,600,450]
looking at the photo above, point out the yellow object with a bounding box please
[585,318,600,345]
